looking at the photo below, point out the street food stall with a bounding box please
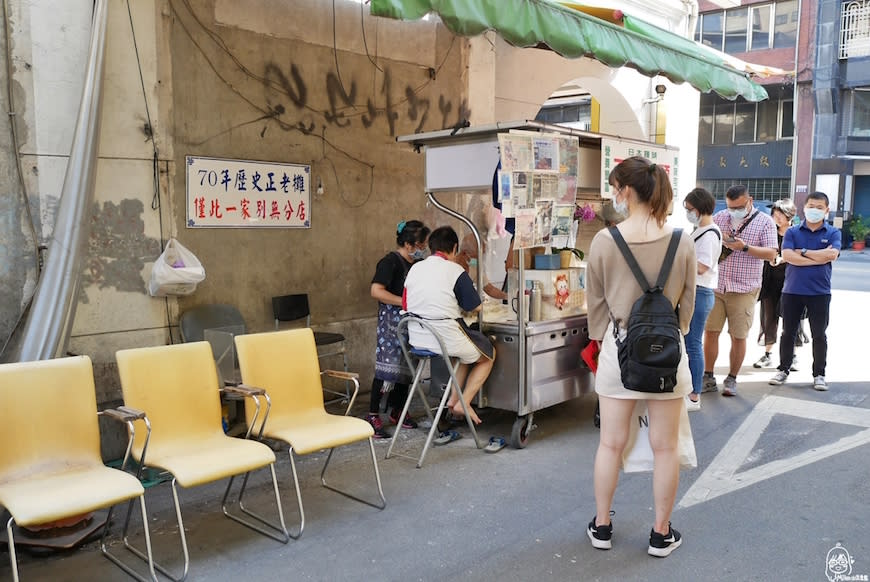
[397,121,679,447]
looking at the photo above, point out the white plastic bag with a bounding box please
[622,399,697,473]
[148,238,206,296]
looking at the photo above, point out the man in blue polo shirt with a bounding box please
[769,192,841,391]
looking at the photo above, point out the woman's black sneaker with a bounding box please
[587,517,612,550]
[648,523,682,557]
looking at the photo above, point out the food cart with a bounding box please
[397,120,679,447]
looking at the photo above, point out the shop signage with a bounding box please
[601,138,679,199]
[186,156,311,228]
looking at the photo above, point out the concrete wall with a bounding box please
[1,0,705,408]
[164,0,467,386]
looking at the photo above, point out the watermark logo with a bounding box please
[826,543,868,582]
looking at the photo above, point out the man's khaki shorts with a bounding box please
[704,290,760,339]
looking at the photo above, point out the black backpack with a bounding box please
[609,228,683,393]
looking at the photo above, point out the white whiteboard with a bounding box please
[424,138,501,191]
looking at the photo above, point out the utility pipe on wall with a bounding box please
[2,0,108,362]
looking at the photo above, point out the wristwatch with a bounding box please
[801,248,808,257]
[742,244,750,252]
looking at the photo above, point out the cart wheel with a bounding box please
[511,416,531,449]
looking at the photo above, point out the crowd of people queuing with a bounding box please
[364,160,839,560]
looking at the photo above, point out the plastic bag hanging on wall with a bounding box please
[148,238,206,296]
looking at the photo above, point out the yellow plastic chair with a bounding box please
[116,342,288,581]
[0,356,157,582]
[235,329,385,538]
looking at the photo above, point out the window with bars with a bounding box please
[698,93,794,145]
[841,89,870,137]
[697,179,792,202]
[840,0,870,59]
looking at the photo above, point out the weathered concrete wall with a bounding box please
[2,0,703,410]
[164,0,468,383]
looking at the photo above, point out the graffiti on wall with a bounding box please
[262,62,471,137]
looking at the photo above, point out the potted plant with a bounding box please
[848,215,868,251]
[552,246,585,268]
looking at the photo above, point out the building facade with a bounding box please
[813,0,870,227]
[696,0,870,229]
[695,0,811,207]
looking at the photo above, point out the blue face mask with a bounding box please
[804,208,827,223]
[410,248,428,261]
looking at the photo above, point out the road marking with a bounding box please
[678,396,870,508]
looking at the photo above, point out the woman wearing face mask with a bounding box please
[365,220,431,438]
[682,188,721,411]
[586,156,696,557]
[754,199,806,369]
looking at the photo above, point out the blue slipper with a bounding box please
[484,436,507,453]
[433,430,462,446]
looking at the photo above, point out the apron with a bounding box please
[374,304,412,384]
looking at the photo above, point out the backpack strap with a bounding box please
[654,230,684,290]
[692,227,721,243]
[608,227,653,292]
[609,227,683,292]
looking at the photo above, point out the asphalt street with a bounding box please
[9,253,870,582]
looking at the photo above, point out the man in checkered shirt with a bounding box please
[702,185,778,396]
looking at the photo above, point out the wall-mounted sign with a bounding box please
[186,156,311,228]
[600,138,679,198]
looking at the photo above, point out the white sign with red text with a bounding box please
[186,156,311,228]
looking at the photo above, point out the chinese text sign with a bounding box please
[186,156,311,228]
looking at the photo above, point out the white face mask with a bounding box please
[686,210,700,226]
[804,208,827,223]
[612,189,628,217]
[728,206,749,223]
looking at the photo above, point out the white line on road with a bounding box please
[678,395,870,509]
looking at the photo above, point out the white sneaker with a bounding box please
[769,370,789,385]
[685,396,700,412]
[813,376,828,391]
[789,354,799,372]
[753,354,772,368]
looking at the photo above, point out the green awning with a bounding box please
[369,0,769,102]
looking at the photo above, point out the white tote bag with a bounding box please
[622,399,697,473]
[148,238,206,297]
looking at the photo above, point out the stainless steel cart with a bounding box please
[396,121,600,448]
[480,315,593,448]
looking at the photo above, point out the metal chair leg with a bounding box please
[386,360,427,460]
[442,355,482,450]
[416,367,458,467]
[321,438,386,510]
[7,516,19,582]
[100,496,158,581]
[111,477,190,582]
[221,464,290,543]
[285,448,306,539]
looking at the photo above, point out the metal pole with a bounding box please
[2,0,108,362]
[426,192,485,328]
